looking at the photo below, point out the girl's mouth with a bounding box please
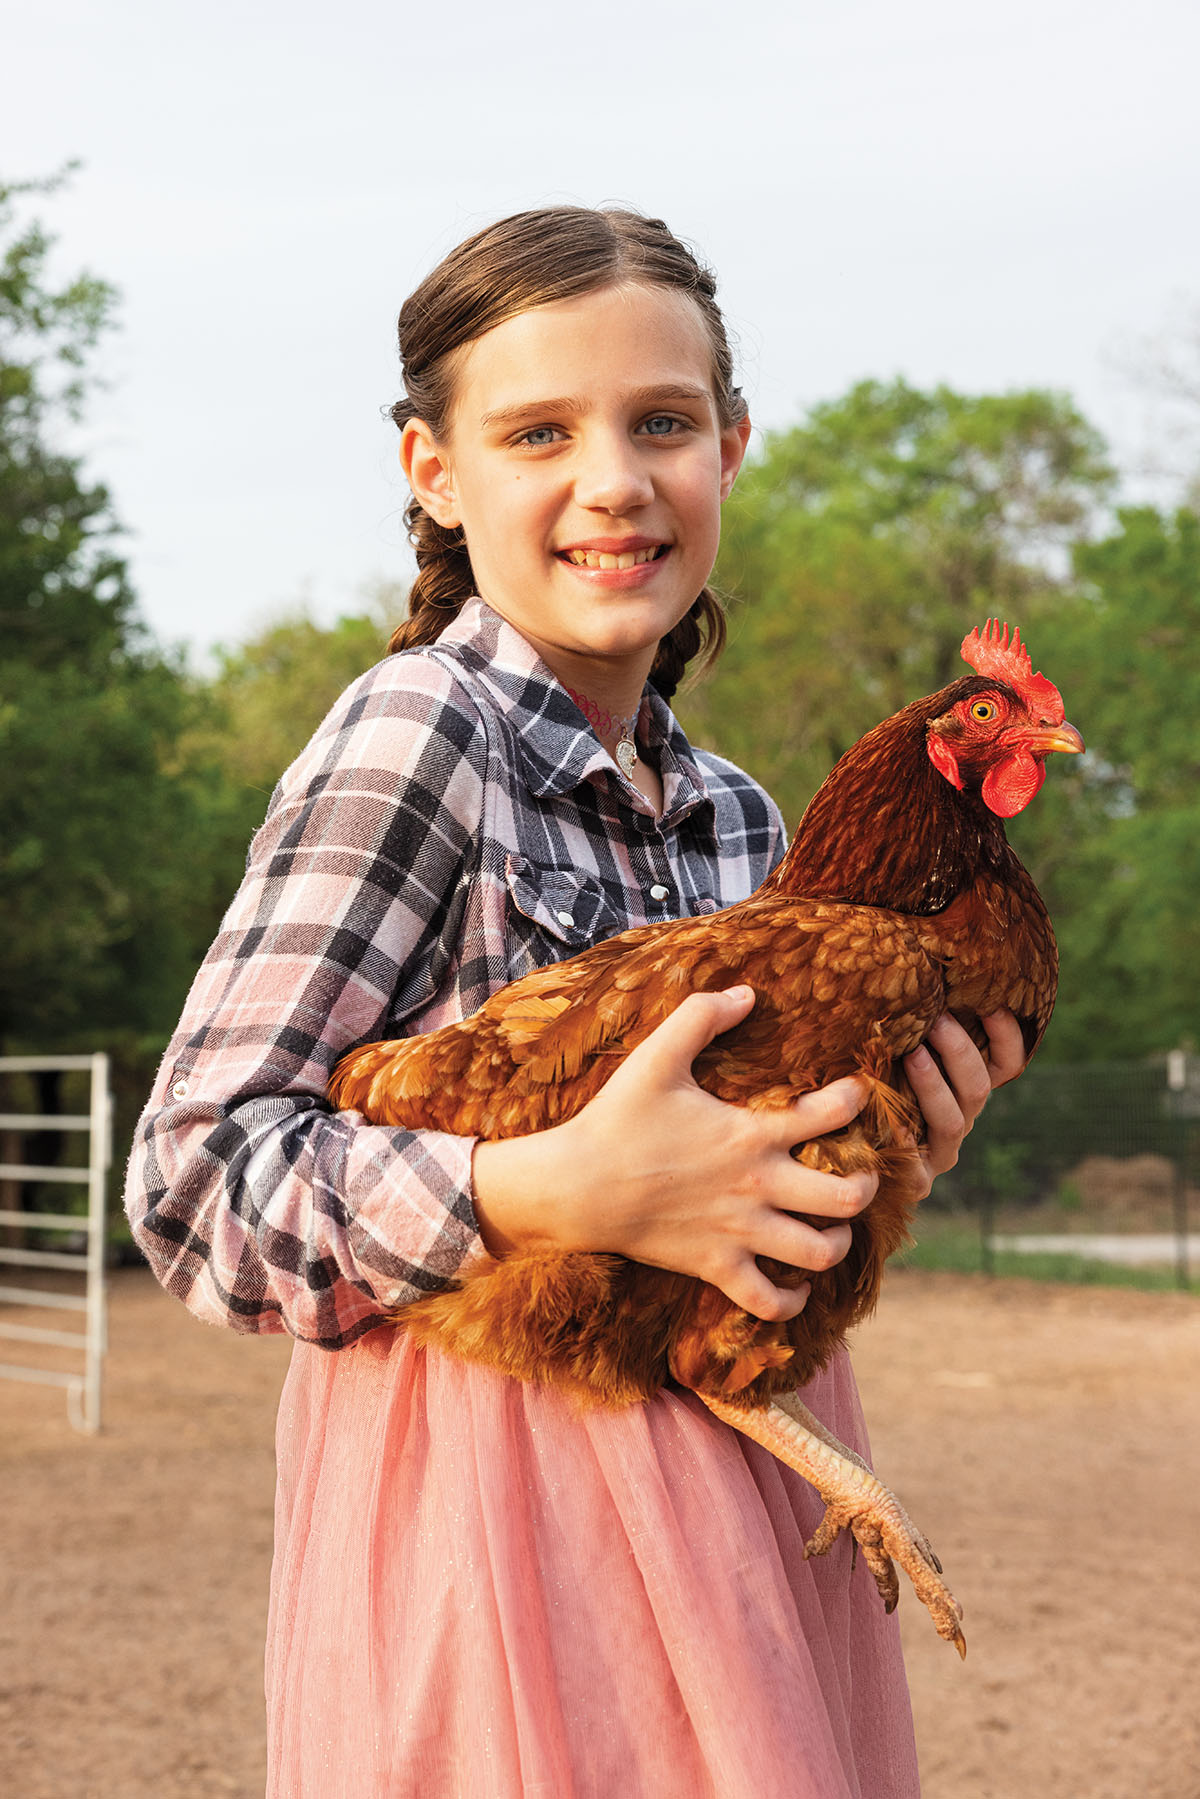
[558,545,668,571]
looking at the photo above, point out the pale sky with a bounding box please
[8,0,1200,658]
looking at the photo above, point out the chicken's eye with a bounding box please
[969,700,998,723]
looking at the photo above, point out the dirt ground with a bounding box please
[2,1268,1198,1799]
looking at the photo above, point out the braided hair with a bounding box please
[386,207,747,698]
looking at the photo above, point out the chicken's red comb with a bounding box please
[960,620,1064,724]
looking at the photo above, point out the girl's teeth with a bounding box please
[567,547,660,569]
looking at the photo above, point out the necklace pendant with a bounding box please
[615,735,638,779]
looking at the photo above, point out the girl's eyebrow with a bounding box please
[479,397,581,429]
[479,384,711,430]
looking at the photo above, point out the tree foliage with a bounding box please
[1009,506,1200,1058]
[0,172,202,1052]
[186,592,402,797]
[0,169,135,670]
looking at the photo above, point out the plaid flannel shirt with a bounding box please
[125,599,786,1348]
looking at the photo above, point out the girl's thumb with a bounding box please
[645,985,757,1073]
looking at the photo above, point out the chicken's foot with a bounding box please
[699,1390,966,1657]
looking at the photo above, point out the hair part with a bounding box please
[385,206,746,697]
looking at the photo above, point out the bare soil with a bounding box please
[2,1267,1197,1799]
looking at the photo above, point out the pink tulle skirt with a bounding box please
[265,1332,919,1798]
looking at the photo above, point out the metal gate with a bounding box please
[0,1053,112,1432]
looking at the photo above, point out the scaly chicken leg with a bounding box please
[699,1389,967,1658]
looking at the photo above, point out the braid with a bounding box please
[385,501,476,656]
[650,590,727,700]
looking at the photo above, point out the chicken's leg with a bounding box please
[699,1390,966,1656]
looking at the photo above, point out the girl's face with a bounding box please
[402,283,751,699]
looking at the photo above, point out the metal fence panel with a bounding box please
[0,1054,111,1431]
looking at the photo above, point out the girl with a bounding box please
[127,207,1020,1798]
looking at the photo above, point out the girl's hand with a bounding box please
[903,1009,1025,1195]
[472,986,877,1322]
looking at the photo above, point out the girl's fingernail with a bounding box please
[908,1047,932,1071]
[725,985,753,1004]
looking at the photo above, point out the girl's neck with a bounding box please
[565,685,642,744]
[552,660,648,727]
[561,676,665,819]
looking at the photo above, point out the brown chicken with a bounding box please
[330,620,1083,1654]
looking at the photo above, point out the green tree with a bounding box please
[0,170,203,1053]
[1010,506,1200,1058]
[680,379,1113,828]
[185,591,405,823]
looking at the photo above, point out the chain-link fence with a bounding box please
[915,1052,1199,1288]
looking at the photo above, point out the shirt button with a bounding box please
[555,910,575,928]
[649,884,670,902]
[170,1078,190,1100]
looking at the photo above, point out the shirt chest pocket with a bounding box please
[503,854,625,978]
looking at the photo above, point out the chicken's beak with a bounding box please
[1032,722,1085,757]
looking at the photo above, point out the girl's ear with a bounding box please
[719,415,754,500]
[401,419,460,528]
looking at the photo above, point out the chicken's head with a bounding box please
[925,621,1084,818]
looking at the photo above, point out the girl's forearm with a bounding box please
[471,1125,589,1258]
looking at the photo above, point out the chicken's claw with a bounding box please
[801,1476,966,1658]
[698,1389,967,1657]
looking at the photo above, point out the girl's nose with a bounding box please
[573,432,654,513]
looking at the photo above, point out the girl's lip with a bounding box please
[557,537,665,555]
[556,545,672,585]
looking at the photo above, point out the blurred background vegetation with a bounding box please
[3,174,1199,1267]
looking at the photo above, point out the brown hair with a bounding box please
[385,206,747,697]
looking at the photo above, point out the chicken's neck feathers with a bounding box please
[768,685,1021,916]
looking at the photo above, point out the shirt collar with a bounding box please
[434,597,714,826]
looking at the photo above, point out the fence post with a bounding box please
[1172,1164,1190,1292]
[978,1189,995,1277]
[1167,1049,1191,1292]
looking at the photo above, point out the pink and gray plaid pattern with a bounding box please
[125,600,786,1348]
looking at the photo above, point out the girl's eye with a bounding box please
[639,414,684,437]
[517,425,563,447]
[970,699,998,723]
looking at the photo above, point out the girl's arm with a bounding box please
[125,655,496,1348]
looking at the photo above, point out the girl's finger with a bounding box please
[768,1075,870,1144]
[718,1263,813,1323]
[925,1016,992,1124]
[756,1214,855,1271]
[904,1044,967,1173]
[980,1009,1026,1087]
[776,1165,878,1220]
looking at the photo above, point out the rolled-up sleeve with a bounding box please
[125,654,496,1348]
